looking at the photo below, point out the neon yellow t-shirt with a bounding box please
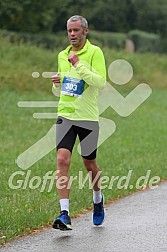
[53,39,106,121]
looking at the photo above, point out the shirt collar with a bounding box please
[65,39,90,55]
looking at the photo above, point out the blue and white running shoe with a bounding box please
[93,195,105,225]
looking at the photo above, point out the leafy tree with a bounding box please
[52,0,96,32]
[0,0,57,32]
[131,0,167,36]
[87,0,129,32]
[0,0,167,38]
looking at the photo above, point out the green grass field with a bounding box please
[0,39,167,245]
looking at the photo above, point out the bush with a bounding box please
[0,29,126,51]
[128,30,160,53]
[1,29,166,53]
[88,30,126,50]
[159,37,167,53]
[0,30,69,50]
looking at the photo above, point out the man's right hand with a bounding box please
[52,73,61,87]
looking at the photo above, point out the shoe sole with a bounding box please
[52,219,72,231]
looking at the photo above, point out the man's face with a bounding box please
[67,21,88,49]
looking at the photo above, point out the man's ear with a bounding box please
[84,27,89,35]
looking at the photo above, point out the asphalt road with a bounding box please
[1,182,167,252]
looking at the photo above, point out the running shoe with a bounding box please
[52,210,72,230]
[93,195,105,225]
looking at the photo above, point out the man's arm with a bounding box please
[69,48,106,89]
[52,53,62,97]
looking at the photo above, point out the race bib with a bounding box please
[61,76,85,98]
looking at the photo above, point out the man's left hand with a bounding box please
[68,54,79,67]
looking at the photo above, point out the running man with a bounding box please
[52,15,106,230]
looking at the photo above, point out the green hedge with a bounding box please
[159,37,167,53]
[88,30,126,50]
[128,30,160,53]
[0,29,126,51]
[0,30,68,50]
[0,29,166,53]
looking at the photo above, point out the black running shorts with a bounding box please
[56,117,99,160]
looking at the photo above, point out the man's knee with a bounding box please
[57,149,71,168]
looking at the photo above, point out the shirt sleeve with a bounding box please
[52,53,61,93]
[75,47,106,89]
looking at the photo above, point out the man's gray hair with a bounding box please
[67,15,88,29]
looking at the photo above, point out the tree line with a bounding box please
[0,0,167,38]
